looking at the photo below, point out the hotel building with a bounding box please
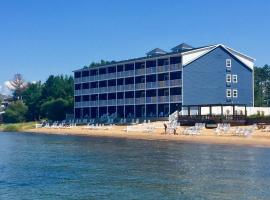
[73,43,254,119]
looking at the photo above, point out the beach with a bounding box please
[26,124,270,148]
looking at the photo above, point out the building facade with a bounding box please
[73,43,255,119]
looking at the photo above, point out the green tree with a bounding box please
[40,98,70,121]
[3,101,28,123]
[22,82,43,121]
[254,65,270,106]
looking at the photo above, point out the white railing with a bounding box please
[108,99,117,105]
[170,64,182,71]
[170,95,182,102]
[125,98,134,104]
[125,84,135,90]
[146,82,157,89]
[158,96,169,103]
[146,67,156,74]
[117,85,125,91]
[74,90,81,95]
[157,65,169,73]
[170,79,182,87]
[158,80,170,87]
[146,97,157,103]
[135,83,145,90]
[135,97,145,104]
[135,68,145,75]
[117,99,125,105]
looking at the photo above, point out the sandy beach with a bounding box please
[26,124,270,148]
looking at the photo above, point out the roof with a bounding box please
[73,43,255,72]
[146,48,167,56]
[171,43,193,52]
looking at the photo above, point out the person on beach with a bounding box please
[163,123,167,134]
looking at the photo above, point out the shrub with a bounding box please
[2,124,21,132]
[3,101,28,123]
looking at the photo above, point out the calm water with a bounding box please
[0,132,270,200]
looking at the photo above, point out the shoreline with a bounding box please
[21,126,270,148]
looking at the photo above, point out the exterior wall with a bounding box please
[73,55,183,119]
[182,46,253,106]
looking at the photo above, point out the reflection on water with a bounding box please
[0,132,270,200]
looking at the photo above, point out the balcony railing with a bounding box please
[125,84,135,91]
[117,99,124,105]
[135,83,145,90]
[157,65,169,73]
[74,102,81,108]
[170,95,182,102]
[107,73,116,79]
[89,88,98,94]
[117,85,125,91]
[170,64,182,71]
[108,86,117,91]
[158,96,170,103]
[99,100,107,106]
[135,69,145,76]
[125,98,134,104]
[146,67,156,74]
[170,79,182,87]
[74,78,82,83]
[136,97,145,104]
[90,101,98,106]
[99,87,107,93]
[108,99,117,106]
[146,82,157,89]
[74,90,81,95]
[81,89,89,95]
[146,96,157,103]
[158,80,170,88]
[124,70,134,77]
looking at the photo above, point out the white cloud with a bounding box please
[0,81,12,95]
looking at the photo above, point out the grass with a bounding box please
[0,122,37,132]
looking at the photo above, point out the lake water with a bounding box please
[0,132,270,200]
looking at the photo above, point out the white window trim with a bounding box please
[226,89,232,98]
[226,74,231,83]
[226,59,232,68]
[232,75,238,83]
[233,89,238,98]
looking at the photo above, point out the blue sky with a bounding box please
[0,0,269,94]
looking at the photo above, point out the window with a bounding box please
[233,89,238,98]
[226,74,231,83]
[232,75,238,83]
[226,89,232,98]
[226,59,232,68]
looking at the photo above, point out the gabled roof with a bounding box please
[146,48,167,56]
[171,43,193,52]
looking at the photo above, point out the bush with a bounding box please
[40,98,71,121]
[2,124,21,132]
[3,101,28,123]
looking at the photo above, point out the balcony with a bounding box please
[125,98,134,104]
[81,77,90,82]
[117,85,125,92]
[124,70,134,77]
[74,78,82,83]
[117,99,125,105]
[157,65,169,73]
[99,74,108,80]
[158,80,170,88]
[74,90,81,95]
[135,83,145,90]
[99,100,107,106]
[125,84,135,91]
[107,73,117,79]
[81,101,90,107]
[170,64,182,71]
[99,87,108,93]
[170,95,182,102]
[90,101,98,106]
[146,67,156,74]
[89,88,98,94]
[146,82,157,89]
[135,97,145,104]
[81,89,90,95]
[146,96,157,104]
[117,71,125,78]
[170,79,182,87]
[135,68,145,76]
[74,102,81,108]
[158,96,169,103]
[107,86,117,91]
[108,99,117,106]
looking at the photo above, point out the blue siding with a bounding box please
[183,47,253,106]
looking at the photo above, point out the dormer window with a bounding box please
[226,59,232,68]
[232,75,238,83]
[226,74,231,83]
